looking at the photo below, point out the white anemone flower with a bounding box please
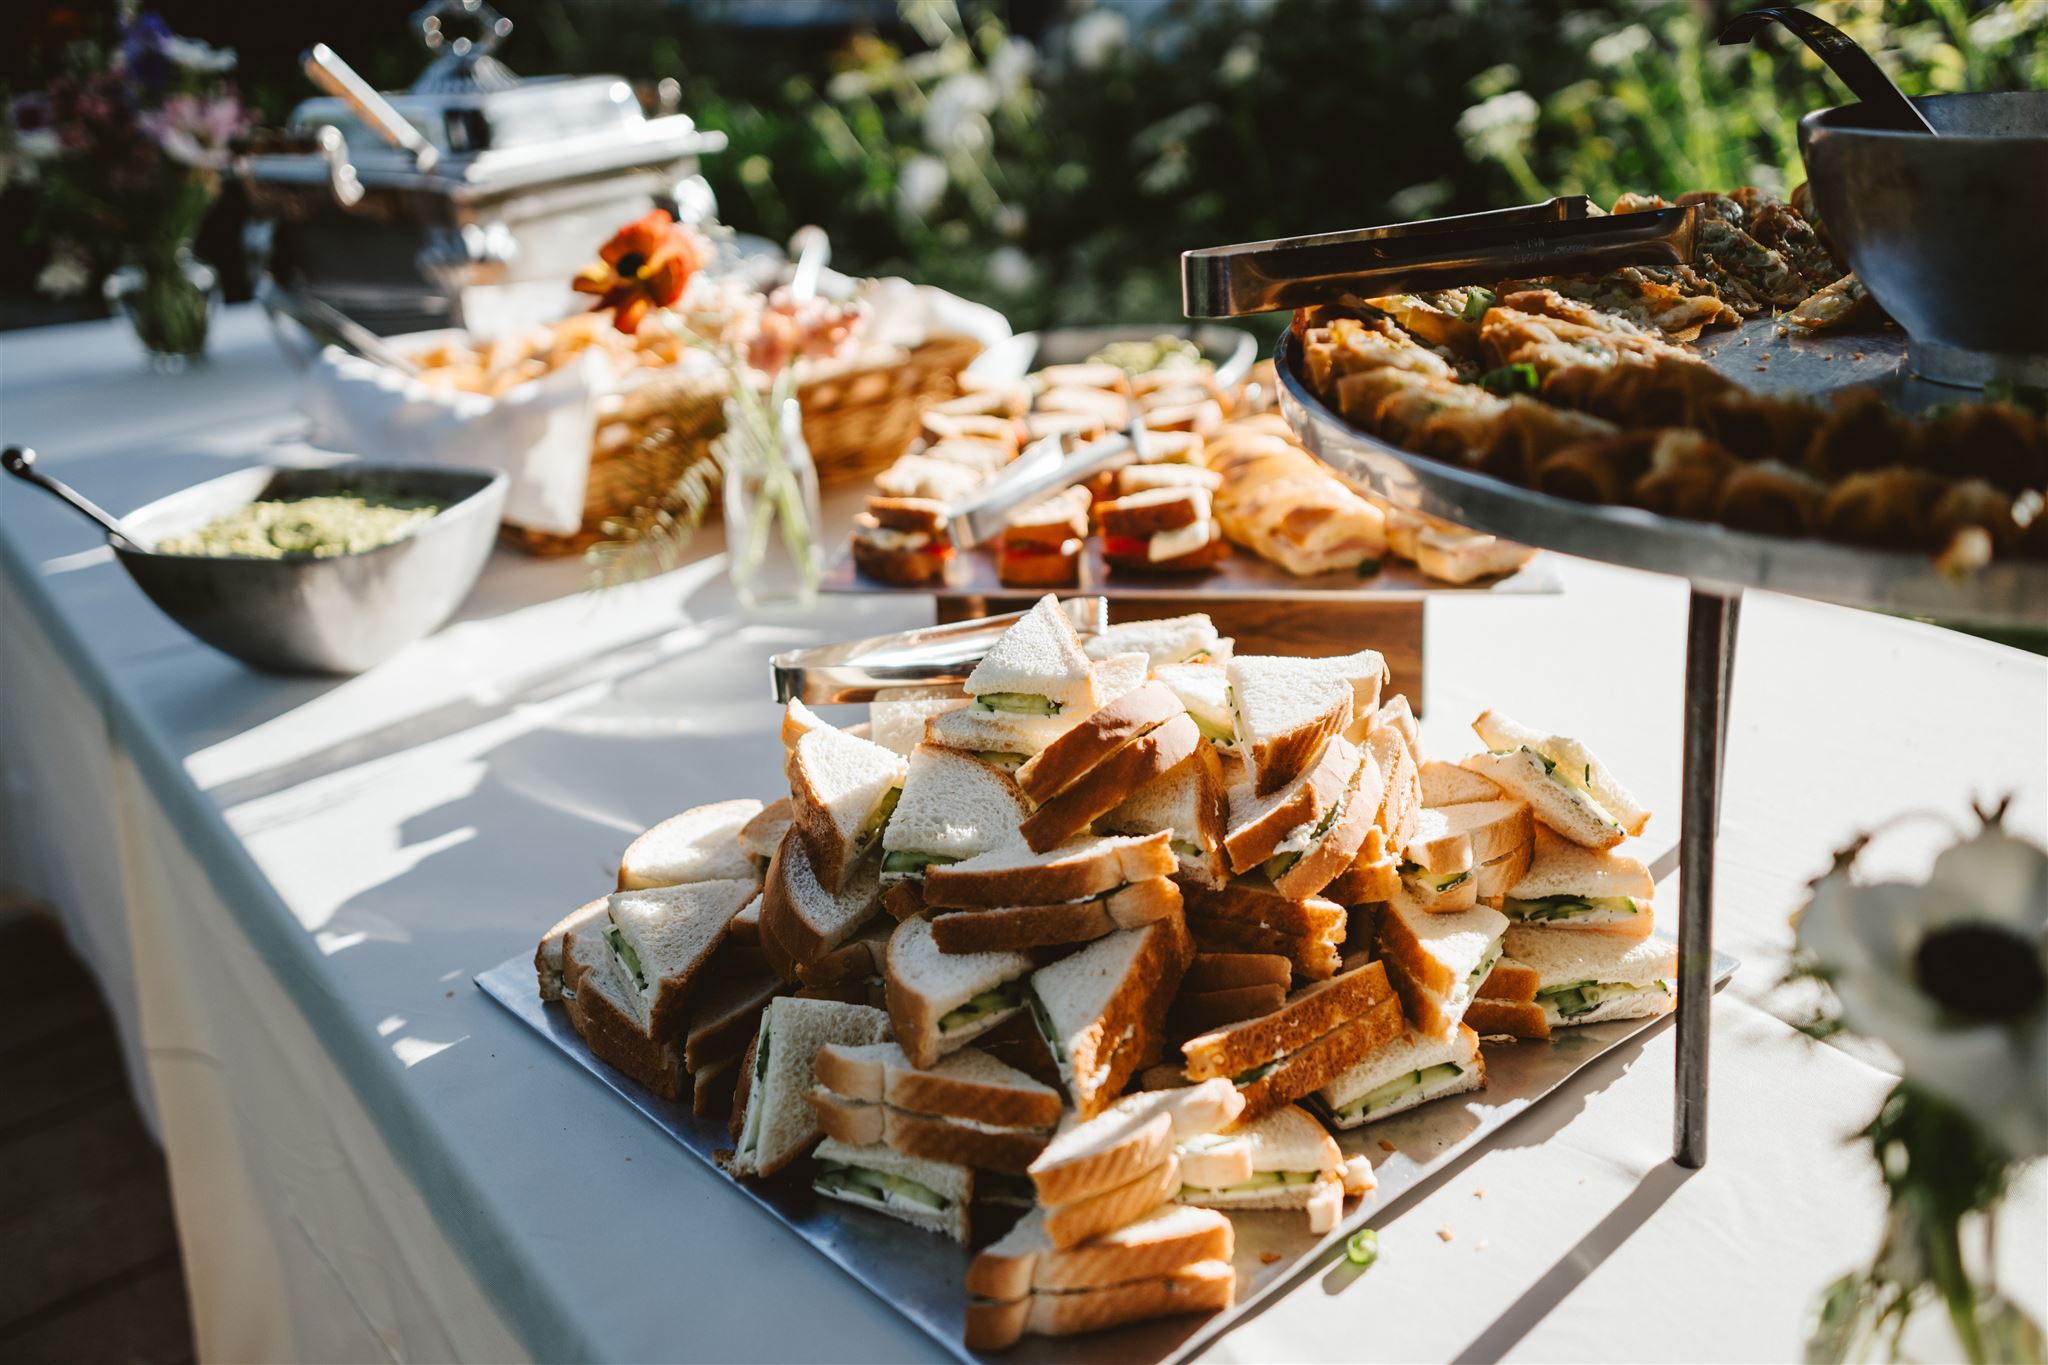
[1795,818,2048,1161]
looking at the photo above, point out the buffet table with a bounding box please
[2,307,2042,1363]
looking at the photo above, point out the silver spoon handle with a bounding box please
[2,446,133,543]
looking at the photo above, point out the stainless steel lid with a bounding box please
[244,0,723,200]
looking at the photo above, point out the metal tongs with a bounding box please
[770,598,1109,704]
[1181,195,1699,318]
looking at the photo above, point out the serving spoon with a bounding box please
[1718,5,1937,135]
[2,446,138,546]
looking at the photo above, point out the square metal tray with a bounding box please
[477,935,1735,1365]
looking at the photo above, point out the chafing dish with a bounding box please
[241,0,726,334]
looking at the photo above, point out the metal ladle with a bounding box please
[1719,5,1937,135]
[2,447,137,546]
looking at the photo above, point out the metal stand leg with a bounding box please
[1675,586,1737,1169]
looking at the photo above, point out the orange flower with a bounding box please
[572,209,703,335]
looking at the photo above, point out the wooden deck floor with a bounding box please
[0,911,195,1364]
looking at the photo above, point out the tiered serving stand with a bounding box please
[1275,315,2048,1168]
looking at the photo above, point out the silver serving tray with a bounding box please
[477,936,1735,1365]
[1277,317,2048,628]
[770,597,1108,705]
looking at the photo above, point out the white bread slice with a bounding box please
[1080,614,1223,667]
[1174,1106,1345,1229]
[1403,807,1477,876]
[1398,863,1479,914]
[883,915,1034,1068]
[967,1204,1232,1303]
[1175,1103,1340,1190]
[1101,743,1230,889]
[605,878,756,1037]
[880,744,1030,876]
[924,702,1081,759]
[1471,841,1536,901]
[1462,749,1626,850]
[1091,652,1153,703]
[1377,894,1509,1039]
[806,1086,886,1145]
[886,1044,1064,1128]
[737,799,793,868]
[561,916,685,1101]
[1151,662,1236,751]
[1420,760,1504,808]
[780,697,835,749]
[1472,709,1649,837]
[1030,918,1193,1118]
[1227,655,1350,796]
[1372,694,1420,758]
[1507,826,1656,900]
[921,832,1177,909]
[729,892,764,944]
[1043,1154,1183,1250]
[617,798,764,891]
[1028,1078,1246,1206]
[785,720,908,892]
[964,594,1099,714]
[1017,682,1188,805]
[682,964,783,1071]
[1318,1023,1484,1127]
[869,695,968,757]
[811,1136,972,1243]
[729,997,891,1178]
[965,1254,1233,1351]
[757,829,883,979]
[1369,726,1421,852]
[536,897,608,1002]
[1267,739,1382,900]
[812,1039,904,1102]
[1432,798,1535,864]
[1506,925,1677,1026]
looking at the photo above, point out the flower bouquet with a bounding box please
[8,10,244,366]
[1788,800,2046,1364]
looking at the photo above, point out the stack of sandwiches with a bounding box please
[532,602,1675,1352]
[1096,486,1228,574]
[998,486,1091,588]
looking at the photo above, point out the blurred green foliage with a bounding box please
[7,0,2044,330]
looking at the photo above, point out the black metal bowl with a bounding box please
[1800,91,2048,388]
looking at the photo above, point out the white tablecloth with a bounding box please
[1,307,2042,1363]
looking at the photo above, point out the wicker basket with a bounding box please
[501,331,985,556]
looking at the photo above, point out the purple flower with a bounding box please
[140,92,245,169]
[120,12,176,91]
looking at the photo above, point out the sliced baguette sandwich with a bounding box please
[1028,917,1193,1118]
[1507,924,1678,1026]
[1181,880,1347,982]
[885,914,1037,1068]
[617,798,764,891]
[602,877,757,1037]
[964,1205,1235,1352]
[1079,613,1228,668]
[879,744,1030,882]
[1173,1103,1346,1233]
[812,1136,974,1242]
[1227,651,1387,796]
[1462,710,1648,849]
[728,996,892,1178]
[1317,1023,1484,1128]
[1099,742,1230,890]
[785,712,909,892]
[1498,827,1656,937]
[1377,892,1509,1039]
[921,831,1177,910]
[758,828,884,982]
[808,1040,1062,1172]
[1179,961,1404,1120]
[560,911,686,1101]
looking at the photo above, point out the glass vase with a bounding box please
[104,248,219,371]
[720,396,823,613]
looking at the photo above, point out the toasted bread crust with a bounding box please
[884,1068,1064,1131]
[1465,997,1550,1039]
[805,1088,886,1145]
[1043,1153,1182,1250]
[1183,883,1346,937]
[929,881,1182,954]
[880,879,926,922]
[1184,909,1341,981]
[1234,997,1405,1120]
[1017,683,1188,804]
[1021,714,1201,852]
[1375,902,1456,1001]
[884,1109,1048,1173]
[1028,1111,1174,1207]
[1181,962,1394,1082]
[923,832,1177,909]
[1477,957,1541,1003]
